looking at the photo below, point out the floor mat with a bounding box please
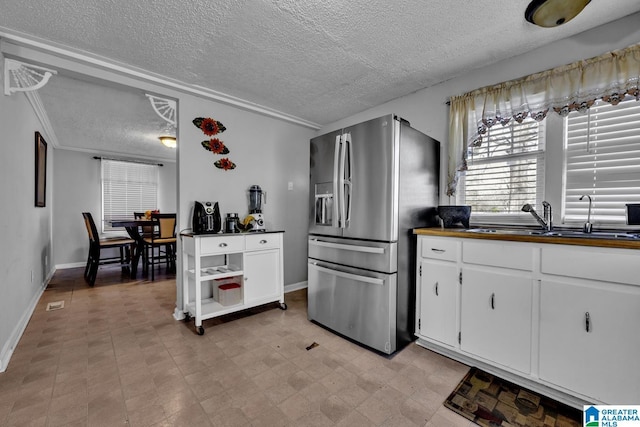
[444,367,582,427]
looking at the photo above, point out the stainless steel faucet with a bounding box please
[522,201,553,232]
[579,195,593,233]
[542,201,552,232]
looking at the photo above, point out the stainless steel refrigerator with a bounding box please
[308,114,440,354]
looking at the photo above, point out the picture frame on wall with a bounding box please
[35,131,47,207]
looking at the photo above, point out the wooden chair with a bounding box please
[142,213,177,281]
[82,212,134,286]
[133,211,155,270]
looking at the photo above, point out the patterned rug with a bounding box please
[444,368,582,427]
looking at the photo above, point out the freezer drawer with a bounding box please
[308,236,396,273]
[308,260,397,354]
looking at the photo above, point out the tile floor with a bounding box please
[0,266,474,426]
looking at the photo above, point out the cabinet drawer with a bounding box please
[245,233,281,251]
[463,240,534,271]
[420,237,458,261]
[199,235,244,255]
[541,245,640,285]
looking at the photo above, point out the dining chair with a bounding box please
[133,211,155,270]
[142,213,177,281]
[82,212,135,286]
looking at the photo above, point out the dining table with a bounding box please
[107,217,153,278]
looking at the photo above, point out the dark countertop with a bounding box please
[413,227,640,250]
[181,230,285,237]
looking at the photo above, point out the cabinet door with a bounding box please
[243,249,281,304]
[418,260,457,346]
[540,280,640,403]
[460,268,532,373]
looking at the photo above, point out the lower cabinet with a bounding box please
[460,267,532,374]
[539,279,640,404]
[415,233,640,406]
[418,259,458,346]
[244,248,281,304]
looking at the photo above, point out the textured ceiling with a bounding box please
[2,0,640,159]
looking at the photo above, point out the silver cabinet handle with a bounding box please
[431,248,445,253]
[219,242,228,247]
[435,282,439,296]
[491,293,495,310]
[585,312,590,332]
[260,239,267,244]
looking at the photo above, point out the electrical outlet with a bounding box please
[288,181,293,191]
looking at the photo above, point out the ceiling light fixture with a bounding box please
[159,136,177,148]
[525,0,591,27]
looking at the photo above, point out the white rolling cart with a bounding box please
[181,231,286,335]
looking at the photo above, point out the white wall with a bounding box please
[319,12,640,204]
[0,91,54,372]
[52,150,177,267]
[177,95,314,294]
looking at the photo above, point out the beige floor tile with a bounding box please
[0,267,471,427]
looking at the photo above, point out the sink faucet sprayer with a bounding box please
[579,195,593,233]
[521,202,553,232]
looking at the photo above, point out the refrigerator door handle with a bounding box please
[310,263,385,286]
[343,132,352,227]
[338,134,346,228]
[309,238,385,254]
[333,134,342,228]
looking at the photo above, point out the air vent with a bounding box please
[46,301,64,311]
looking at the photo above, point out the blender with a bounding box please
[248,185,266,232]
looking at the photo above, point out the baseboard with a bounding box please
[285,280,307,293]
[55,261,86,269]
[0,273,51,372]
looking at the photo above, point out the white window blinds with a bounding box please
[102,159,158,232]
[564,98,640,224]
[461,118,545,214]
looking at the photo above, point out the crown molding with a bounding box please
[0,27,321,130]
[24,88,60,148]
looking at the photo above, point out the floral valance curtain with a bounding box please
[447,43,640,196]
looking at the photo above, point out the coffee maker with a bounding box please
[192,201,221,234]
[248,185,266,232]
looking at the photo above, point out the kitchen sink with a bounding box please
[463,228,640,240]
[538,230,640,239]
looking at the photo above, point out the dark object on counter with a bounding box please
[192,201,221,234]
[225,213,241,233]
[626,204,640,225]
[437,205,471,228]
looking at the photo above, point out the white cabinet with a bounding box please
[539,244,640,404]
[460,267,532,374]
[414,232,640,406]
[460,240,533,374]
[539,279,640,404]
[416,237,459,347]
[419,260,458,346]
[181,232,285,335]
[244,233,283,305]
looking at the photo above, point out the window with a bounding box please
[564,98,640,224]
[458,118,545,216]
[101,159,159,232]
